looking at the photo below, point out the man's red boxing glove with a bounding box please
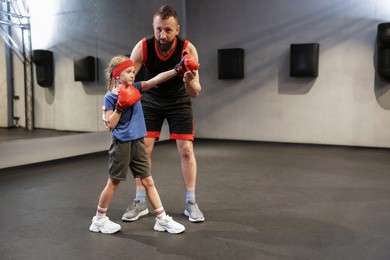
[184,53,199,71]
[115,84,141,113]
[174,52,199,76]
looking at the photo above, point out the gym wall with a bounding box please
[188,0,390,148]
[5,0,390,149]
[28,0,185,132]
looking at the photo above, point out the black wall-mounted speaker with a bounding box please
[32,49,54,87]
[376,23,390,82]
[290,43,319,78]
[218,48,244,79]
[74,56,96,82]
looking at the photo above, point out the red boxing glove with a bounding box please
[184,53,199,71]
[115,84,141,113]
[174,52,199,76]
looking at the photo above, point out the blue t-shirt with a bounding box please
[104,82,146,141]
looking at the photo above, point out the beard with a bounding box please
[156,38,175,52]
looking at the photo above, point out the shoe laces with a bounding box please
[127,200,139,210]
[187,200,199,209]
[157,214,173,224]
[95,216,108,224]
[99,217,112,225]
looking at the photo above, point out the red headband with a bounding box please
[112,60,134,78]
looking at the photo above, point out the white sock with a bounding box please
[154,207,166,219]
[96,206,107,219]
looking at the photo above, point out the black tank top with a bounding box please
[143,35,188,98]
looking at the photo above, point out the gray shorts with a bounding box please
[108,136,151,181]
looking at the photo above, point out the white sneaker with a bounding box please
[89,216,121,234]
[154,215,185,234]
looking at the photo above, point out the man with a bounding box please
[121,5,204,223]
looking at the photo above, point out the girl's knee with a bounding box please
[141,176,155,188]
[108,178,120,189]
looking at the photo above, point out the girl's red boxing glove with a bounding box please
[116,84,141,112]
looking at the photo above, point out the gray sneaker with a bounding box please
[184,200,205,222]
[122,199,149,222]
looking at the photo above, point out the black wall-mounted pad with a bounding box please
[218,48,244,79]
[290,43,319,78]
[376,23,390,81]
[377,47,390,81]
[32,49,54,88]
[74,56,96,81]
[377,23,390,47]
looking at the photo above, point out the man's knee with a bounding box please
[178,141,194,160]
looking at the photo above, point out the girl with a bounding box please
[89,55,185,234]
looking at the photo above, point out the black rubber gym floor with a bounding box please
[1,139,390,259]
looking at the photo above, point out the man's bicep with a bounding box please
[186,42,199,61]
[130,41,144,72]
